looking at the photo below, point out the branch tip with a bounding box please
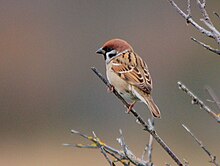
[182,124,219,166]
[63,143,71,147]
[182,124,190,133]
[178,81,220,123]
[71,129,78,134]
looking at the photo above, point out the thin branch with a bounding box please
[117,129,138,165]
[183,159,190,166]
[141,144,148,161]
[93,131,114,165]
[177,81,220,123]
[182,124,219,166]
[65,129,146,166]
[191,37,220,55]
[196,0,213,26]
[141,118,154,166]
[168,0,220,55]
[91,67,184,166]
[141,119,154,161]
[186,0,191,18]
[200,19,220,44]
[168,0,214,38]
[205,86,220,110]
[147,118,154,164]
[103,147,127,166]
[213,12,220,20]
[100,146,113,166]
[147,135,154,165]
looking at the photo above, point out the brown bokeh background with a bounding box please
[1,0,220,165]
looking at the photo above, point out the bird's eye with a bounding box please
[106,47,113,52]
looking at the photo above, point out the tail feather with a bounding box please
[131,88,161,118]
[144,95,161,118]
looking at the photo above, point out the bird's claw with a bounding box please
[107,85,114,93]
[126,101,136,113]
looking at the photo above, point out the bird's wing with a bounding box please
[111,51,152,94]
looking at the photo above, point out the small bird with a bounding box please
[96,39,161,118]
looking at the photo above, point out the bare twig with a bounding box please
[141,144,148,161]
[92,67,184,166]
[117,129,138,165]
[100,146,113,166]
[177,81,220,123]
[168,0,213,38]
[168,0,220,55]
[200,18,220,44]
[182,124,219,166]
[141,118,154,166]
[213,12,220,20]
[64,129,146,166]
[147,135,154,165]
[196,0,213,26]
[186,0,191,20]
[147,118,154,164]
[183,159,190,166]
[205,86,220,110]
[93,131,113,166]
[191,37,220,55]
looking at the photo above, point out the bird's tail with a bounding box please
[143,95,161,118]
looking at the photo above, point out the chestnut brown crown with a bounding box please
[102,39,133,53]
[96,39,133,63]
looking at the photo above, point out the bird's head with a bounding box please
[96,39,133,63]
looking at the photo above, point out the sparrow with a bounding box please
[96,39,161,118]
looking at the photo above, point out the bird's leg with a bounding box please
[107,84,114,93]
[126,101,137,113]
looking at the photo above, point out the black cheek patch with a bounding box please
[108,53,116,59]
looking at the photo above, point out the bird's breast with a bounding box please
[106,66,138,101]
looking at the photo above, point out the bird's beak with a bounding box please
[96,47,105,55]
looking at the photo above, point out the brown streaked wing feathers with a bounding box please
[111,51,152,94]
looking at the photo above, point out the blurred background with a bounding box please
[0,0,220,165]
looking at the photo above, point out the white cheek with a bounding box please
[105,55,111,64]
[105,50,117,63]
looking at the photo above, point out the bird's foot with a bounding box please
[126,101,136,113]
[107,85,114,93]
